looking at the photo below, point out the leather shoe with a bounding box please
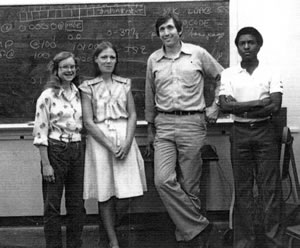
[177,241,189,248]
[190,223,213,248]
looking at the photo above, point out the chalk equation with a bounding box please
[106,28,140,40]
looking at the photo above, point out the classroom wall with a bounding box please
[2,0,298,130]
[0,0,299,215]
[0,125,234,216]
[2,0,299,163]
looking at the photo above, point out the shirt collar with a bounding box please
[237,62,261,74]
[87,74,119,84]
[57,83,78,97]
[155,42,192,62]
[237,63,245,73]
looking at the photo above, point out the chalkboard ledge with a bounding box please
[0,121,147,132]
[0,122,34,130]
[0,118,233,130]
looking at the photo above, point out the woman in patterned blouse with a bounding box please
[33,51,85,248]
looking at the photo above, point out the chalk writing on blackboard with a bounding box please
[18,4,146,22]
[0,1,229,123]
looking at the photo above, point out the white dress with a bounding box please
[79,75,147,202]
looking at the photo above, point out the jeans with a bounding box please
[42,138,85,248]
[230,121,285,248]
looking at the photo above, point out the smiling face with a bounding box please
[94,47,117,75]
[237,34,261,62]
[57,57,76,83]
[158,18,182,49]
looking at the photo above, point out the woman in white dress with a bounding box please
[79,41,147,248]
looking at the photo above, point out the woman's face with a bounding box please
[94,47,117,75]
[57,57,76,82]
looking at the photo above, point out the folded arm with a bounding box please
[219,92,282,118]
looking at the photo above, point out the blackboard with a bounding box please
[0,1,229,123]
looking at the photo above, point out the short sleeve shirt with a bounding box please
[79,75,131,122]
[219,63,283,122]
[33,83,82,145]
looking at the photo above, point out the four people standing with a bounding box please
[32,14,286,248]
[33,51,85,248]
[145,13,223,248]
[219,27,284,248]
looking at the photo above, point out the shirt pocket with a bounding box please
[177,59,202,90]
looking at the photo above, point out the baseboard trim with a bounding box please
[0,211,230,227]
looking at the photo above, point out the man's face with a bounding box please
[158,18,182,48]
[237,34,261,62]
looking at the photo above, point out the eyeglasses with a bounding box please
[59,65,76,70]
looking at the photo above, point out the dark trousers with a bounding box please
[42,138,85,248]
[230,121,285,248]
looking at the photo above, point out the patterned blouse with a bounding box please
[33,83,82,145]
[79,75,131,123]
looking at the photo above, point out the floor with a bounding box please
[0,213,233,248]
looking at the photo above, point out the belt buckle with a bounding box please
[249,122,255,128]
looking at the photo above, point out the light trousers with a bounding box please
[154,113,209,241]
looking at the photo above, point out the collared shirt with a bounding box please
[145,42,223,123]
[79,75,131,123]
[33,83,82,145]
[219,63,283,122]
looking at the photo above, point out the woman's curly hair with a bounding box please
[44,51,80,95]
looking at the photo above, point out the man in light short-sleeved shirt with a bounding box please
[219,27,284,248]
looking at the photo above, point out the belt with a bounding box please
[234,119,271,128]
[158,110,204,116]
[49,137,81,144]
